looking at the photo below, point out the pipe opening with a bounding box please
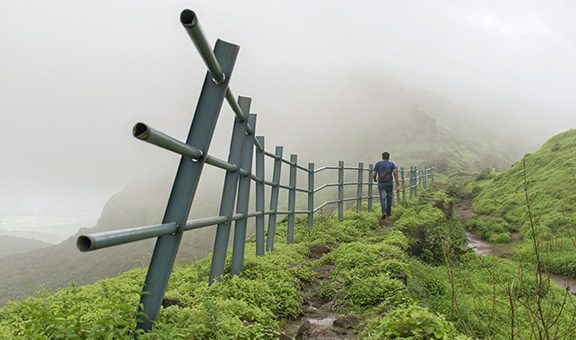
[180,9,198,27]
[133,122,150,140]
[77,236,93,252]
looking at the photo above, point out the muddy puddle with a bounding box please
[466,232,576,293]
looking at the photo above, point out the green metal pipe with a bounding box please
[76,222,178,252]
[133,123,204,159]
[180,9,255,136]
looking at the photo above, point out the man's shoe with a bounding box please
[381,213,387,219]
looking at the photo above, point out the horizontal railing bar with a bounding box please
[314,166,338,173]
[314,183,338,193]
[278,183,291,190]
[295,187,309,193]
[77,222,178,252]
[249,173,262,182]
[205,154,238,172]
[281,158,295,166]
[276,210,310,215]
[313,199,340,212]
[253,136,264,151]
[133,123,204,159]
[180,10,256,135]
[296,164,310,172]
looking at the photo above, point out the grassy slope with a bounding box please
[3,187,575,339]
[0,205,468,339]
[470,129,576,276]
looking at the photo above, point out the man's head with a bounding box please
[382,152,390,160]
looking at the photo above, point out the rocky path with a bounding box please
[282,244,358,340]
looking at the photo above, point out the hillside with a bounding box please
[279,73,519,174]
[2,190,575,338]
[0,178,222,306]
[469,128,576,276]
[0,74,520,306]
[0,236,50,259]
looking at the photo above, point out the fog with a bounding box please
[2,0,576,237]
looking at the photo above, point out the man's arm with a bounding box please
[393,168,400,191]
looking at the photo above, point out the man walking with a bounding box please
[373,152,400,219]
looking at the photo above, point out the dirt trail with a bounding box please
[454,193,576,293]
[453,194,509,257]
[282,244,358,340]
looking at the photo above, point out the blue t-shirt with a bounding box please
[374,160,395,186]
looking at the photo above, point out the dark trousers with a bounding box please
[378,184,393,215]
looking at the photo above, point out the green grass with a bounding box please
[470,129,576,276]
[3,180,575,339]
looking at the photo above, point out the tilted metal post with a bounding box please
[409,166,413,199]
[230,114,256,275]
[356,162,363,213]
[287,154,297,244]
[255,136,265,256]
[231,114,257,275]
[266,146,283,251]
[307,162,314,228]
[338,161,344,221]
[396,167,401,204]
[209,96,251,284]
[415,167,419,196]
[136,39,239,331]
[368,164,373,211]
[401,167,406,201]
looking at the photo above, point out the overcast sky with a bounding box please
[1,0,575,218]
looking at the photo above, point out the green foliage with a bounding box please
[408,253,576,339]
[465,216,515,243]
[361,304,466,339]
[472,129,576,276]
[393,196,467,265]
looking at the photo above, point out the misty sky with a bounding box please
[1,0,575,219]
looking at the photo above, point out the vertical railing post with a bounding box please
[136,40,239,331]
[356,162,363,213]
[423,166,427,189]
[209,96,251,284]
[230,114,257,275]
[307,162,314,228]
[395,167,400,204]
[431,166,434,184]
[414,167,419,196]
[338,161,344,221]
[287,154,297,244]
[409,166,413,199]
[368,164,373,212]
[255,136,265,256]
[401,167,406,202]
[266,146,283,252]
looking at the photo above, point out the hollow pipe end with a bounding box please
[77,235,95,252]
[133,122,150,140]
[180,9,198,27]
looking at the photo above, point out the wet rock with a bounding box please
[161,297,186,308]
[296,320,312,339]
[309,244,332,259]
[333,315,361,329]
[433,199,453,218]
[392,273,408,286]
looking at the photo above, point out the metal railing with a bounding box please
[75,9,434,332]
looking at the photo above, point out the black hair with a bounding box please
[382,152,390,160]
